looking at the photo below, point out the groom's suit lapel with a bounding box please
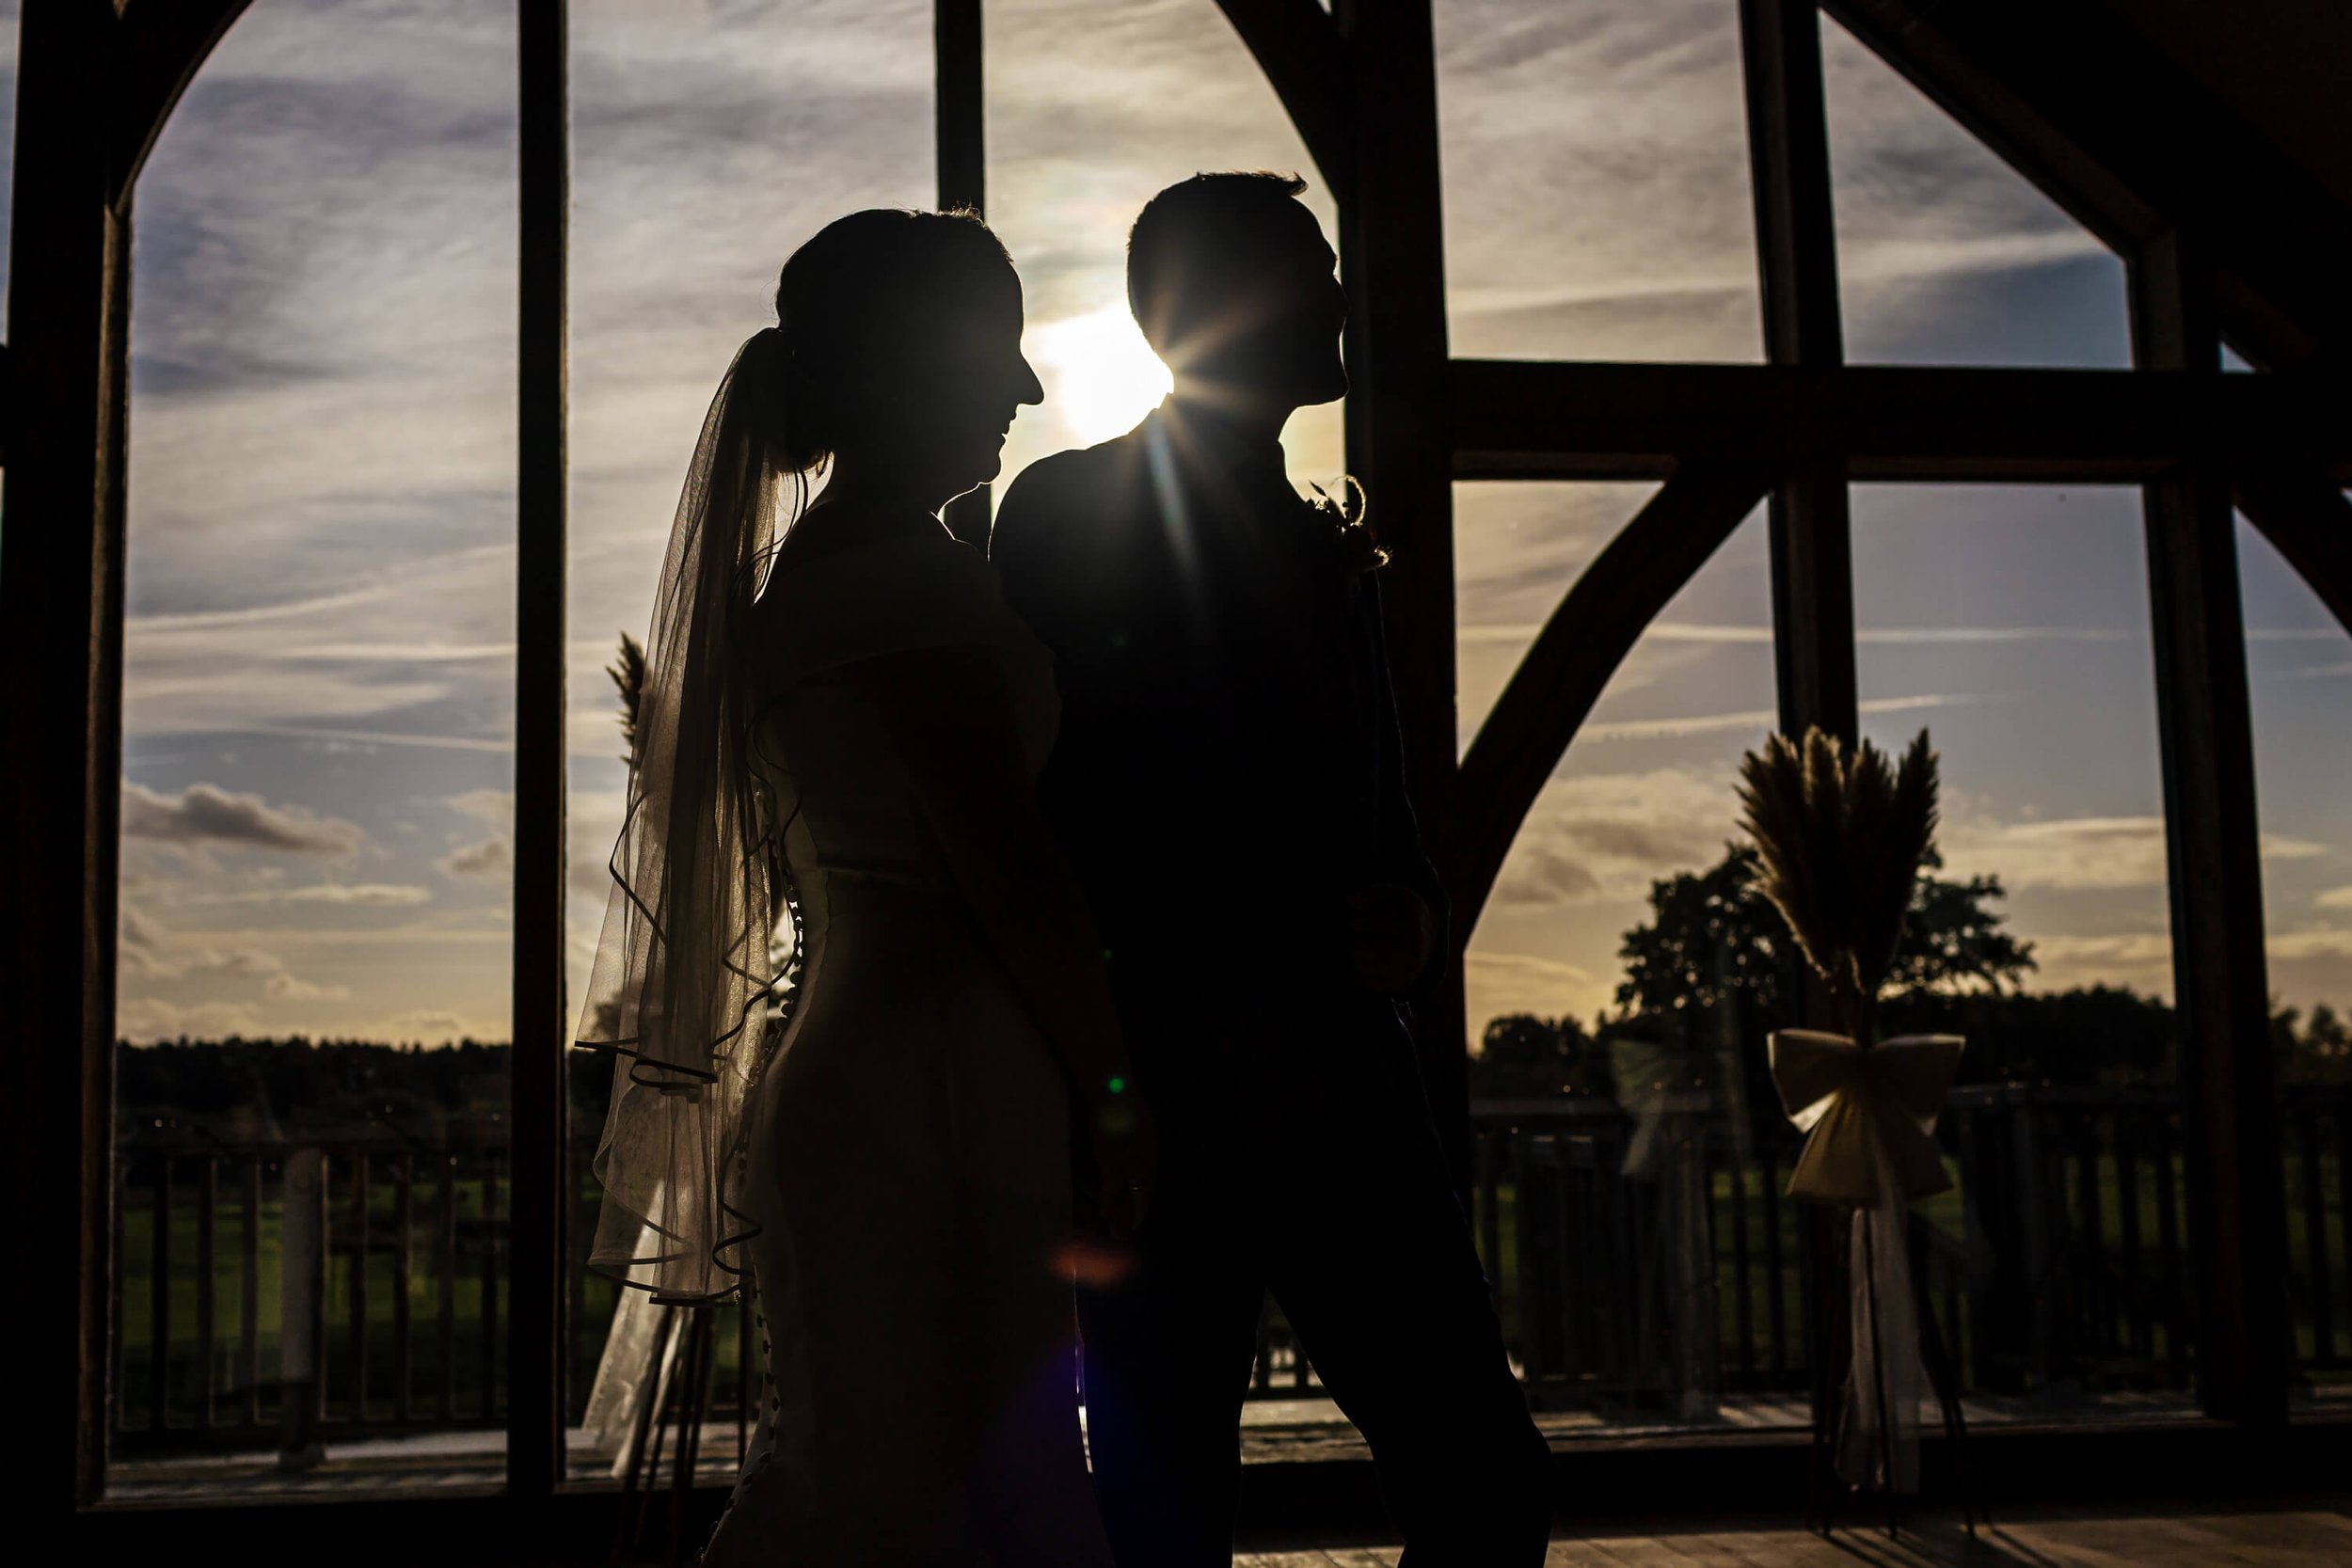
[1128,403,1384,830]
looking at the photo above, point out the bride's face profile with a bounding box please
[771,212,1043,516]
[851,263,1042,503]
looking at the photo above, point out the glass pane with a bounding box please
[1454,481,1658,754]
[1435,0,1762,362]
[1852,483,2188,1418]
[2236,517,2352,1416]
[112,1,516,1497]
[564,0,934,1481]
[987,0,1343,489]
[1822,16,2131,368]
[1465,508,1776,1432]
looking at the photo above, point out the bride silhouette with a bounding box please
[575,209,1152,1565]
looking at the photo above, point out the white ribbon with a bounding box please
[1768,1029,1963,1495]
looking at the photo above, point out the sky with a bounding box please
[45,0,2349,1054]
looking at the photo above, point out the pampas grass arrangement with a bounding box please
[608,630,646,768]
[1737,727,1939,1048]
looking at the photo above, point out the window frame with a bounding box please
[5,0,2351,1542]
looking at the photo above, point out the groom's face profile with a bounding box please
[1136,190,1347,413]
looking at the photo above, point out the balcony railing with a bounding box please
[108,1085,2352,1458]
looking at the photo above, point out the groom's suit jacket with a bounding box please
[992,399,1443,1005]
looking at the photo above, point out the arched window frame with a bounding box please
[5,0,2350,1536]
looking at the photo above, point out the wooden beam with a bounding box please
[112,1,255,202]
[1328,0,1465,1179]
[1453,465,1776,933]
[1,0,134,1514]
[1741,0,1842,372]
[1213,0,1353,207]
[1448,359,2352,483]
[2131,230,2288,1429]
[508,0,568,1499]
[1740,0,1856,746]
[2233,467,2352,641]
[936,0,991,549]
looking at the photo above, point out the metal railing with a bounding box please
[108,1085,2352,1455]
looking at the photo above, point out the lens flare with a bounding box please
[1027,305,1173,447]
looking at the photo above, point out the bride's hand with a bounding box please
[1088,1086,1160,1238]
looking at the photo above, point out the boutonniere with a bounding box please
[1306,475,1389,574]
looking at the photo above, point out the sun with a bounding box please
[1027,304,1174,447]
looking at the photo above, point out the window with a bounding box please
[1454,482,1658,752]
[111,0,519,1498]
[1464,506,1774,1425]
[1821,14,2129,368]
[1435,0,1762,363]
[1853,483,2190,1408]
[2236,517,2352,1413]
[16,0,2344,1531]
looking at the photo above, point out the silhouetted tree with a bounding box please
[1471,1013,1613,1101]
[2275,1001,2352,1086]
[1614,844,2035,1028]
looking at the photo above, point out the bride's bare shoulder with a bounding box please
[745,521,993,682]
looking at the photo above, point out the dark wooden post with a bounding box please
[936,0,992,550]
[1740,0,1857,748]
[0,0,134,1513]
[1740,0,1858,1459]
[510,0,571,1499]
[2130,228,2288,1429]
[1329,0,1468,1186]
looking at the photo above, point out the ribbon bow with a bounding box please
[1769,1028,1963,1496]
[1770,1030,1964,1209]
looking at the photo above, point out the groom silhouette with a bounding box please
[992,172,1549,1566]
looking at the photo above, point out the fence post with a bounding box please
[1668,1121,1720,1422]
[278,1148,326,1470]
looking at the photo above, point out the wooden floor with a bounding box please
[1237,1502,2352,1565]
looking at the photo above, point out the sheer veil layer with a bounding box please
[576,330,802,1304]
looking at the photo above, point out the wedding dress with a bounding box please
[698,525,1113,1566]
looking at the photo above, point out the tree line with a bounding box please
[1471,843,2352,1103]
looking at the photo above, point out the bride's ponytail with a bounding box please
[736,325,828,475]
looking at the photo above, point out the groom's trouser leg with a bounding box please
[1076,1160,1263,1568]
[1264,1004,1553,1567]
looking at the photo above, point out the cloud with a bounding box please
[1578,692,1986,745]
[447,788,513,825]
[1942,815,2324,893]
[121,781,364,855]
[183,881,435,907]
[118,998,266,1043]
[1465,950,1606,1030]
[117,903,288,981]
[2270,927,2352,963]
[281,882,434,906]
[1492,768,1741,908]
[2317,888,2352,911]
[438,836,512,881]
[378,1008,475,1044]
[2024,932,2178,998]
[263,974,351,1002]
[117,903,351,1011]
[2030,932,2175,969]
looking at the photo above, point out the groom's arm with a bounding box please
[1361,572,1450,1006]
